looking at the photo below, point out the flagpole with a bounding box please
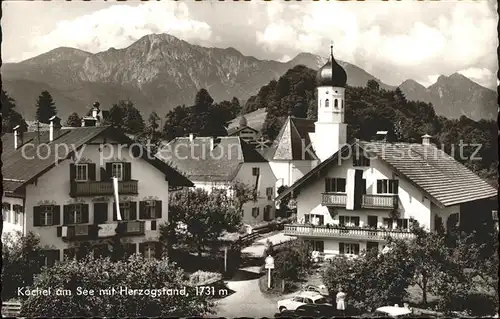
[113,177,122,221]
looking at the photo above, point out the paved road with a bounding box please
[215,233,294,317]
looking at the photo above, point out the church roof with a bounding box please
[317,46,347,87]
[275,140,497,208]
[262,116,317,161]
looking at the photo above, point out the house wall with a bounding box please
[24,142,170,254]
[270,160,317,190]
[192,162,277,224]
[2,194,25,235]
[295,157,433,230]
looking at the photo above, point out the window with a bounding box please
[334,99,338,108]
[325,99,329,107]
[143,243,156,259]
[341,243,360,255]
[353,155,370,167]
[383,218,394,229]
[306,240,324,252]
[112,163,124,180]
[252,167,260,176]
[13,205,23,226]
[292,297,304,302]
[324,178,346,193]
[306,214,324,226]
[252,207,259,218]
[120,202,131,220]
[42,250,60,267]
[339,216,360,227]
[367,242,379,253]
[40,206,54,226]
[145,201,156,219]
[67,204,83,224]
[2,203,10,222]
[377,179,399,194]
[266,187,274,200]
[75,164,88,181]
[396,218,409,230]
[304,298,313,304]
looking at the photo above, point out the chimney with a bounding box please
[49,115,62,142]
[421,134,431,145]
[189,133,194,142]
[376,131,388,142]
[13,125,21,149]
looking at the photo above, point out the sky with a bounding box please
[2,0,498,89]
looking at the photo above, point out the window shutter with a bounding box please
[324,178,329,192]
[318,215,324,225]
[63,205,71,225]
[155,201,162,219]
[151,220,157,231]
[340,179,346,192]
[70,164,76,180]
[100,166,108,181]
[392,180,399,194]
[304,214,310,223]
[377,180,382,193]
[53,205,61,225]
[139,243,145,256]
[339,243,345,254]
[129,202,137,220]
[123,162,132,180]
[112,203,117,221]
[82,204,89,223]
[33,206,41,226]
[129,243,137,256]
[105,163,113,180]
[88,163,96,181]
[339,216,345,226]
[353,216,360,227]
[139,201,146,219]
[54,250,61,264]
[57,227,62,237]
[354,244,360,255]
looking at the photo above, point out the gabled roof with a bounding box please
[158,136,267,182]
[227,125,259,136]
[263,116,317,161]
[275,140,497,208]
[1,126,192,193]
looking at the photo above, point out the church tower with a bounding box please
[313,45,348,162]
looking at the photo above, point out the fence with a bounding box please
[2,301,21,317]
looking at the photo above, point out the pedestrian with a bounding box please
[336,286,346,313]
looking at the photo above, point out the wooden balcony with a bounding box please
[58,224,98,240]
[322,193,347,207]
[283,224,414,242]
[361,194,398,209]
[70,180,138,197]
[96,221,145,237]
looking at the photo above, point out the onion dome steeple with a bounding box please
[316,44,347,87]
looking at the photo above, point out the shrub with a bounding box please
[20,255,215,317]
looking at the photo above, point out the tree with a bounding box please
[109,100,145,135]
[1,89,26,133]
[20,255,215,317]
[66,112,81,127]
[274,240,311,284]
[167,188,242,257]
[35,90,57,124]
[230,181,258,215]
[2,231,44,301]
[147,111,161,134]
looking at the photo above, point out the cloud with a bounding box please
[254,1,498,87]
[458,68,496,89]
[34,2,212,54]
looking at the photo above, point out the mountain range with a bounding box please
[1,33,497,121]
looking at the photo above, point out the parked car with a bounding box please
[275,304,352,318]
[302,284,329,296]
[277,291,330,312]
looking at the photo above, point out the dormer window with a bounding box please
[325,99,330,107]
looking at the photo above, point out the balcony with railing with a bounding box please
[322,193,347,207]
[283,224,414,242]
[361,194,398,209]
[96,221,146,237]
[58,224,99,240]
[70,180,138,197]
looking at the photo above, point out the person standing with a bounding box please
[336,286,346,313]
